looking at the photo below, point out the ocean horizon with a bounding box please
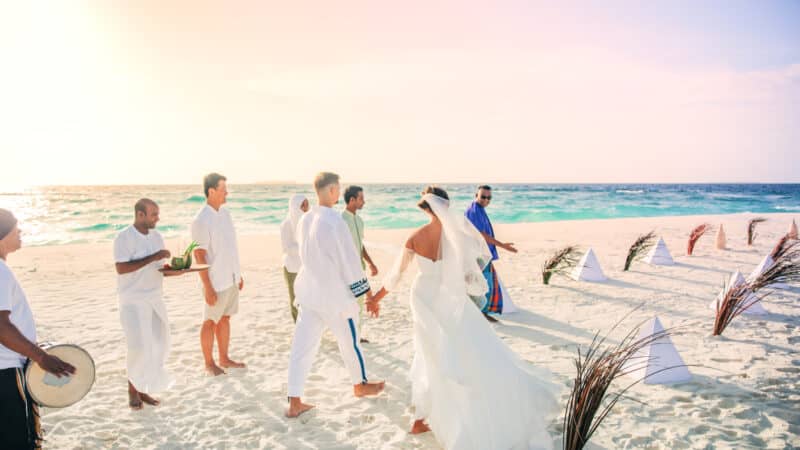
[2,183,798,247]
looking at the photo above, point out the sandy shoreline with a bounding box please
[7,212,800,449]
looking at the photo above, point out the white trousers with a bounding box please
[287,307,367,397]
[119,300,174,394]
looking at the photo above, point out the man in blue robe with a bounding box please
[465,185,517,322]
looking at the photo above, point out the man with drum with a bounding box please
[0,209,75,449]
[114,199,175,409]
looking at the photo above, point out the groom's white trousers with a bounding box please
[287,307,368,397]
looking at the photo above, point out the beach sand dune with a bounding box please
[9,213,799,449]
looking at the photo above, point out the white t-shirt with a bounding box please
[191,204,241,292]
[0,259,37,369]
[113,226,166,303]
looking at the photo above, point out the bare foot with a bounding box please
[359,338,371,344]
[128,390,143,410]
[128,381,143,410]
[128,399,144,411]
[219,358,246,369]
[410,419,430,434]
[354,380,385,397]
[139,393,160,406]
[205,363,226,376]
[285,397,315,418]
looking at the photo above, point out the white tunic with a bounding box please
[0,259,36,370]
[294,206,370,319]
[113,226,173,393]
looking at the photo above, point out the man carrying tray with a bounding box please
[114,198,176,410]
[0,208,76,448]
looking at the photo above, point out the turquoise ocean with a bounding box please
[1,184,799,247]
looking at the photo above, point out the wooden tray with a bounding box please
[158,264,210,275]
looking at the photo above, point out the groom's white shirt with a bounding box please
[294,205,370,318]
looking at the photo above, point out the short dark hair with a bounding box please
[134,198,158,216]
[314,172,340,191]
[0,209,18,241]
[344,186,363,205]
[476,185,492,194]
[418,185,449,211]
[204,173,227,197]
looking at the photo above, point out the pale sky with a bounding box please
[1,0,799,188]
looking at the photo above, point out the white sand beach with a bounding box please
[8,212,799,449]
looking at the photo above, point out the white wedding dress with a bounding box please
[383,194,558,450]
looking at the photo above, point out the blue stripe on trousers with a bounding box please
[347,319,367,383]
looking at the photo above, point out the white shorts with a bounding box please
[203,285,239,323]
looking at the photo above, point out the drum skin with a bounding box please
[25,344,95,408]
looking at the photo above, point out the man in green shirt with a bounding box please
[342,186,378,343]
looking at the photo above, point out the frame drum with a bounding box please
[25,344,95,408]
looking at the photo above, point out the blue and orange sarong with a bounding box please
[482,263,503,314]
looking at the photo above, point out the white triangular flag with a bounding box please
[790,220,798,240]
[570,248,606,281]
[644,237,674,265]
[623,317,691,385]
[708,271,768,315]
[498,280,518,314]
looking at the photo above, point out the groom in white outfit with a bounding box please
[286,172,385,418]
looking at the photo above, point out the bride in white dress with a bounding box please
[370,186,558,450]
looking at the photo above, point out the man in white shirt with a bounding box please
[280,194,309,323]
[286,172,385,418]
[113,199,174,409]
[192,173,245,376]
[0,209,75,449]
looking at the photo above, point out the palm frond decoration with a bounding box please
[542,246,581,285]
[747,217,767,246]
[750,239,800,292]
[770,234,792,260]
[687,223,711,256]
[623,231,656,271]
[712,281,767,336]
[563,315,682,450]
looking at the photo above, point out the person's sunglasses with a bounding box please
[480,195,492,200]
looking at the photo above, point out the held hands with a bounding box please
[366,298,380,318]
[155,249,171,261]
[366,288,388,318]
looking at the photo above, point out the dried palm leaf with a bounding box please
[687,223,711,256]
[770,234,793,260]
[747,217,767,246]
[563,312,683,450]
[542,246,581,285]
[712,281,767,336]
[623,231,656,271]
[750,240,800,292]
